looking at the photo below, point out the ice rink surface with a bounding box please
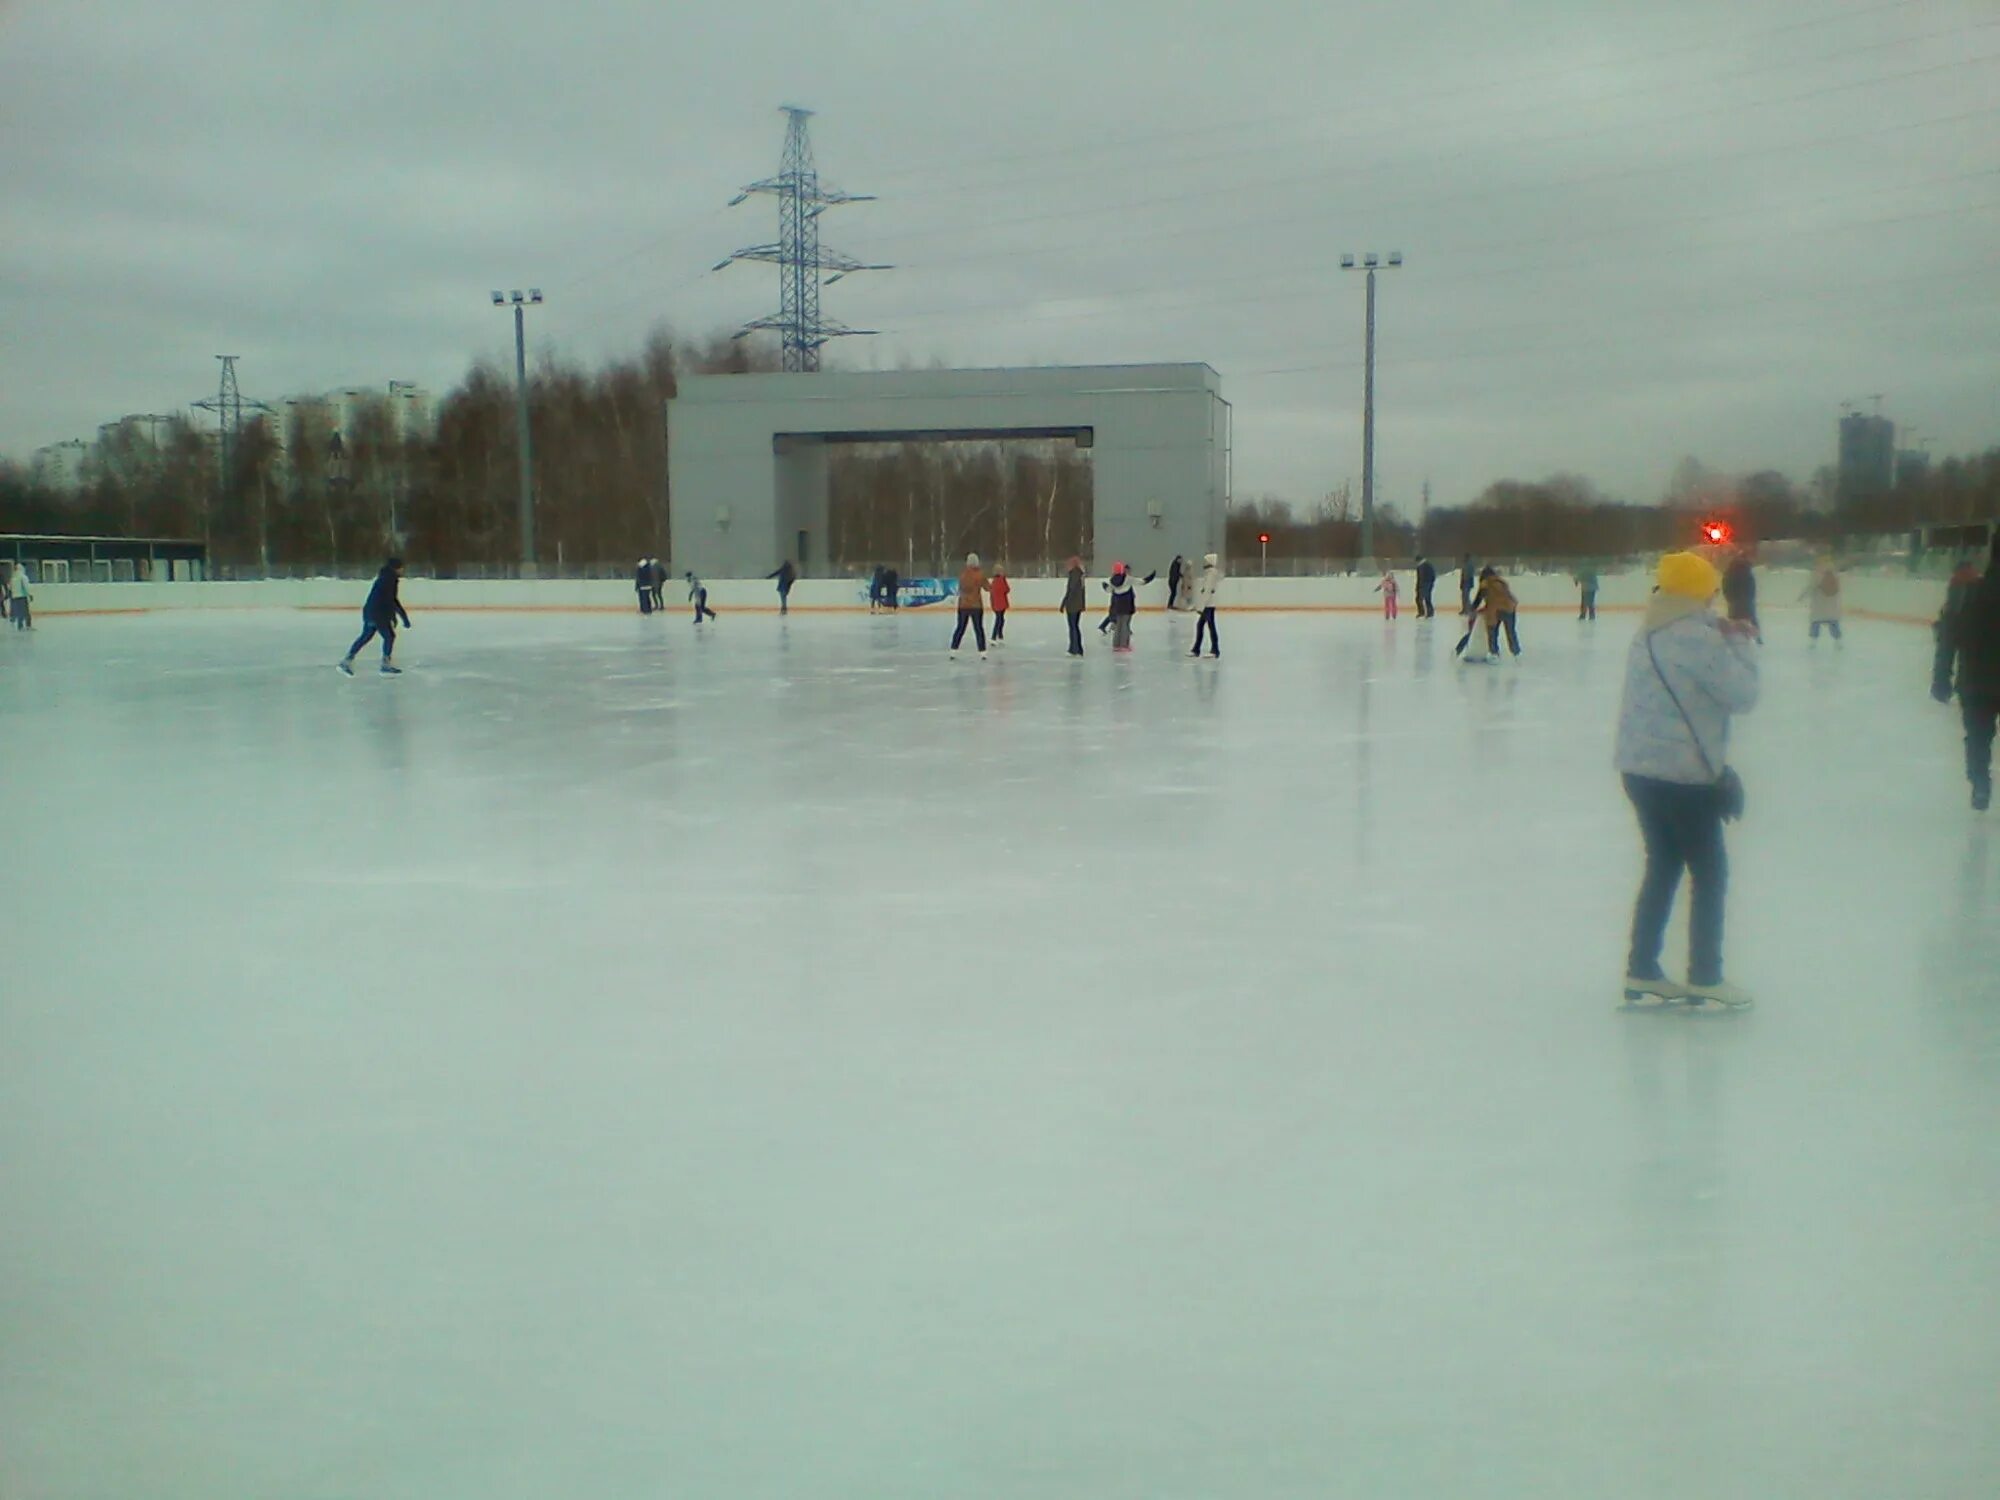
[3,604,1996,1498]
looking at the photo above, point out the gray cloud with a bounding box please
[3,0,1996,508]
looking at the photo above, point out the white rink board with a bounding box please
[21,566,1956,620]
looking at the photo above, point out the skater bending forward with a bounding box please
[341,557,411,675]
[1615,552,1760,1007]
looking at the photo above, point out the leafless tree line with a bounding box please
[3,327,1992,572]
[1232,454,2000,565]
[828,441,1092,578]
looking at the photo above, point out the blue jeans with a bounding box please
[1624,773,1729,986]
[345,618,396,660]
[1810,619,1842,641]
[1193,607,1220,654]
[1964,696,1998,792]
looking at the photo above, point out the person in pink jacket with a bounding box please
[1374,571,1400,620]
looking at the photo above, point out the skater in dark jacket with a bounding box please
[1932,535,2000,811]
[1457,555,1476,615]
[768,559,797,615]
[635,558,655,614]
[1941,556,1983,624]
[1061,556,1088,655]
[882,565,899,610]
[649,559,667,612]
[1104,563,1154,652]
[1722,551,1760,642]
[340,557,411,675]
[1413,556,1437,618]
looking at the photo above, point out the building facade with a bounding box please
[1837,412,1895,506]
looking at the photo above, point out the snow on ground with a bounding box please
[2,606,1995,1497]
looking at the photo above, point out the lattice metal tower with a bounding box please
[714,106,887,372]
[191,355,274,492]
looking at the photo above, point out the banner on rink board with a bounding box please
[860,577,957,609]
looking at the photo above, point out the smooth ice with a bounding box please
[2,606,1996,1498]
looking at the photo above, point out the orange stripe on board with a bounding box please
[33,603,1938,626]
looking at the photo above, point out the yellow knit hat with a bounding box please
[1657,551,1720,600]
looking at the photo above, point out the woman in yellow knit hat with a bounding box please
[1614,551,1761,1009]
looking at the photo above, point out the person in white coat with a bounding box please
[7,562,31,630]
[1616,551,1761,1007]
[1189,553,1221,657]
[1801,558,1844,644]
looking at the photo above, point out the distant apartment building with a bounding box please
[1895,449,1930,486]
[333,384,436,444]
[31,438,88,492]
[386,383,436,442]
[1837,411,1895,506]
[270,384,434,486]
[101,413,177,449]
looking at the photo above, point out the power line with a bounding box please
[531,0,1957,316]
[1220,255,2000,379]
[863,176,2000,339]
[521,6,1988,345]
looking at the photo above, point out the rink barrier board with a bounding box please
[30,601,1927,622]
[20,569,1950,623]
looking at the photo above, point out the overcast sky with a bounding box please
[4,0,1996,508]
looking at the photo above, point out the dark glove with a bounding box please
[1932,679,1954,705]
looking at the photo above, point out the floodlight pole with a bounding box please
[493,289,543,574]
[1340,251,1403,569]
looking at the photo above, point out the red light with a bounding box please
[1701,520,1732,545]
[1258,532,1271,544]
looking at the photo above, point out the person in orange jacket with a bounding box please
[1475,567,1522,657]
[951,552,988,656]
[989,563,1011,642]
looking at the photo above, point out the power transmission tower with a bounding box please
[714,106,888,372]
[191,355,275,563]
[192,355,274,496]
